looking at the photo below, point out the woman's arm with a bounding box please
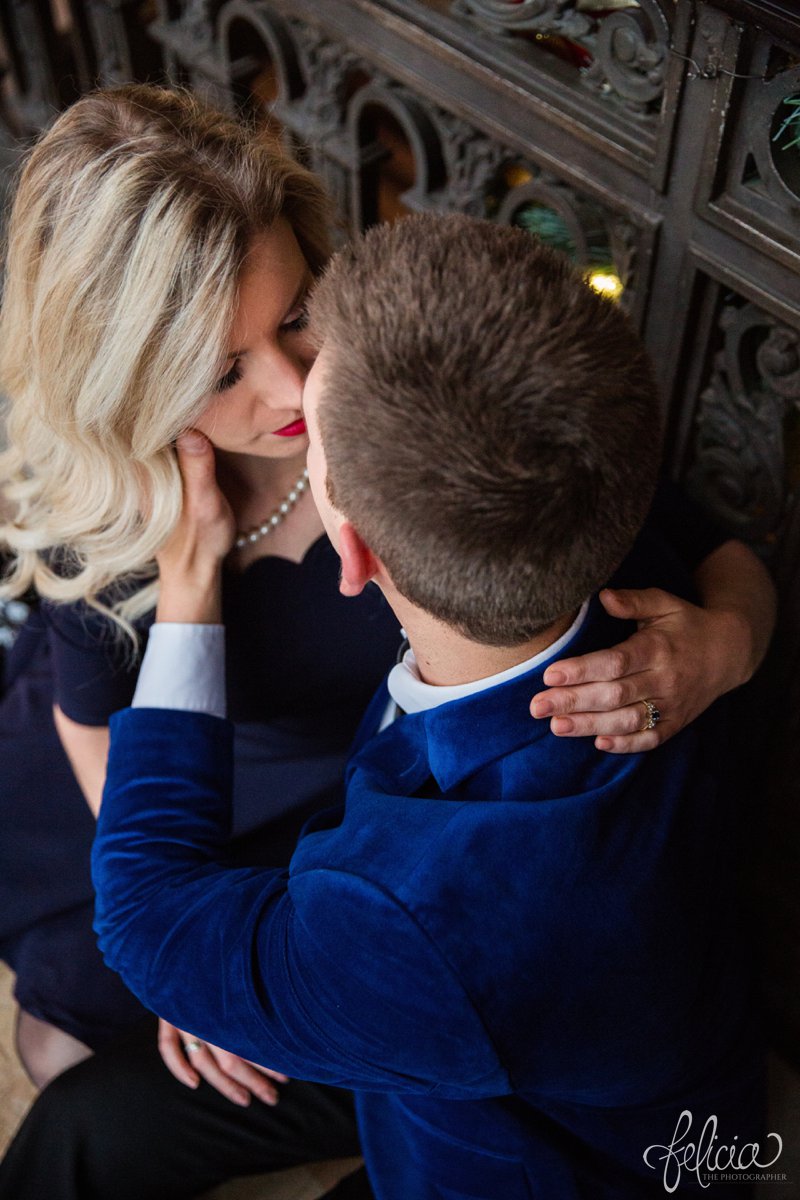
[48,438,230,810]
[693,538,776,683]
[52,705,109,817]
[51,440,277,1103]
[531,539,776,753]
[52,638,285,1106]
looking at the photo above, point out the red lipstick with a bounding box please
[273,418,306,438]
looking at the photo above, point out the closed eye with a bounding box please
[281,299,309,335]
[215,359,243,393]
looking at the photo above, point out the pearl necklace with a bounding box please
[235,468,309,550]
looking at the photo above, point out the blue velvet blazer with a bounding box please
[93,590,761,1199]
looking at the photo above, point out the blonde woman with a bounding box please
[0,85,774,1200]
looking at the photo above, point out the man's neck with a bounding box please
[388,592,578,687]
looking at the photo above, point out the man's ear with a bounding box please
[339,521,379,597]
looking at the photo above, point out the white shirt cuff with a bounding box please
[132,624,227,719]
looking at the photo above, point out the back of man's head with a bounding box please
[309,213,662,646]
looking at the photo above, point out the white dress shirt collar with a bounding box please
[386,601,589,718]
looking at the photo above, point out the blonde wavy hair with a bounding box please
[0,84,331,641]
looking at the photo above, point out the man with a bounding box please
[91,215,761,1198]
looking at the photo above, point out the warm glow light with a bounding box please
[587,270,624,300]
[505,164,534,188]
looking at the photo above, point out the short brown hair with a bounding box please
[309,213,661,646]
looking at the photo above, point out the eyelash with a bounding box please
[282,301,309,334]
[214,299,309,393]
[215,361,243,393]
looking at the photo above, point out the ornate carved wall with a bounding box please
[1,0,799,1055]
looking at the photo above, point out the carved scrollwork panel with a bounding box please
[309,151,352,241]
[149,0,223,84]
[451,0,592,41]
[581,1,670,111]
[270,21,370,235]
[176,0,219,56]
[0,0,63,131]
[285,20,362,140]
[347,79,448,227]
[758,324,800,403]
[451,0,672,115]
[431,110,508,217]
[85,1,137,85]
[217,1,304,125]
[686,301,799,549]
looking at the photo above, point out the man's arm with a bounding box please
[93,705,502,1094]
[93,433,502,1095]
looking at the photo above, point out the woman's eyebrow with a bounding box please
[225,269,313,361]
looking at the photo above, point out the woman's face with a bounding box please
[194,220,315,460]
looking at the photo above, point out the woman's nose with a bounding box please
[262,346,309,409]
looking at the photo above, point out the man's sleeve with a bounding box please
[92,708,504,1096]
[132,623,226,717]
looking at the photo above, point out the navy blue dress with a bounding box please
[0,536,402,1047]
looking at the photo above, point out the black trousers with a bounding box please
[0,1016,372,1200]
